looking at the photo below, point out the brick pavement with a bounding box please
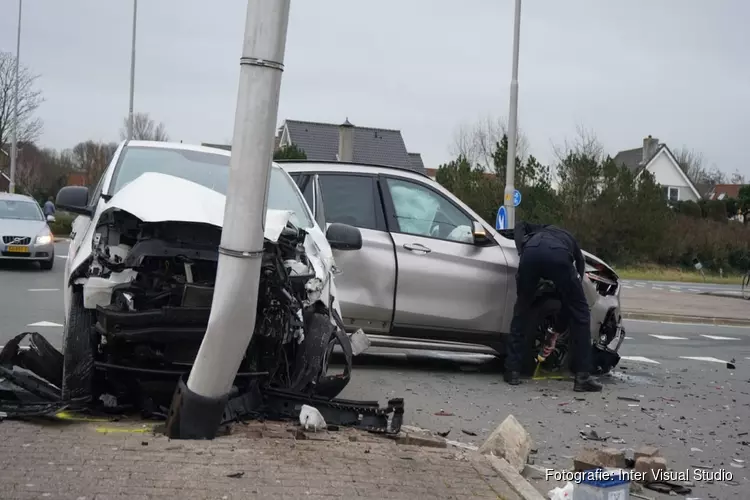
[0,418,525,500]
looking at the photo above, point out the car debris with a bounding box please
[0,213,404,436]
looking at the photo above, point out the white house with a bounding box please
[613,136,702,203]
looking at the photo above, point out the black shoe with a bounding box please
[504,371,520,385]
[574,372,602,392]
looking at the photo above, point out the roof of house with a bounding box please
[706,184,745,200]
[283,120,425,174]
[612,147,645,175]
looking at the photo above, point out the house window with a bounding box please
[668,187,679,202]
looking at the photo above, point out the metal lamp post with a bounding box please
[9,0,23,194]
[165,0,291,439]
[127,0,137,140]
[503,0,522,229]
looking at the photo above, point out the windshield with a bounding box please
[0,199,43,221]
[109,146,314,228]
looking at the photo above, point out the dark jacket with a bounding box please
[514,221,585,278]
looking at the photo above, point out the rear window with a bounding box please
[318,175,379,230]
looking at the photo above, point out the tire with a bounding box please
[40,257,54,270]
[520,299,567,376]
[61,288,96,402]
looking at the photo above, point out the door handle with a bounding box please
[403,243,432,254]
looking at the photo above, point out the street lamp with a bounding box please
[503,0,522,229]
[127,0,137,140]
[9,0,23,194]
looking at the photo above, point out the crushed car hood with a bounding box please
[581,249,619,279]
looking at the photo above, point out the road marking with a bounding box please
[56,255,68,259]
[624,319,747,329]
[688,289,700,292]
[620,356,660,364]
[624,285,634,289]
[700,334,740,340]
[652,287,663,290]
[26,321,64,327]
[635,284,645,287]
[28,288,60,292]
[669,285,681,289]
[649,334,687,340]
[679,356,727,364]
[669,289,682,293]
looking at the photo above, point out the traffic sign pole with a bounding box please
[503,0,522,229]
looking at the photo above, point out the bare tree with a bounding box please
[730,170,746,185]
[0,52,44,148]
[551,124,604,163]
[120,112,169,141]
[72,141,119,187]
[672,146,727,187]
[450,114,529,171]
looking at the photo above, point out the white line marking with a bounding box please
[635,284,645,287]
[624,285,634,289]
[56,255,68,259]
[624,319,747,328]
[620,356,660,364]
[28,288,60,292]
[669,289,682,293]
[680,356,728,364]
[669,285,681,289]
[688,289,700,292]
[700,335,740,340]
[26,321,64,327]
[649,334,688,340]
[652,287,664,290]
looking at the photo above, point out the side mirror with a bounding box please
[326,222,362,250]
[46,214,56,223]
[471,221,491,245]
[56,186,91,216]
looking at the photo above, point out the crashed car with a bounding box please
[282,162,625,375]
[53,141,366,412]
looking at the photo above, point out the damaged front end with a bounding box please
[0,207,402,434]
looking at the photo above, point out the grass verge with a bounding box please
[616,265,744,285]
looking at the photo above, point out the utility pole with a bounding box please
[165,0,291,440]
[127,0,137,140]
[9,0,23,194]
[503,0,522,229]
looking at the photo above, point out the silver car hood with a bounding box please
[0,218,49,238]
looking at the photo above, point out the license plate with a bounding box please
[6,245,29,253]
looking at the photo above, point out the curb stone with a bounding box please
[621,311,750,327]
[486,455,546,500]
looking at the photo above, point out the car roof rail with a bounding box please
[274,159,431,180]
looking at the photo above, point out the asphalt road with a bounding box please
[621,278,743,297]
[1,241,748,498]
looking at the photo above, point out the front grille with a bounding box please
[2,236,31,245]
[2,252,31,257]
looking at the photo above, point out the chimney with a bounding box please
[642,135,659,164]
[338,118,354,162]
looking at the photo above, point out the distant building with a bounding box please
[613,135,702,203]
[204,118,425,174]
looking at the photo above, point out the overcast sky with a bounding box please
[1,0,748,175]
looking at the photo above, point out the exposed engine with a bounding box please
[79,209,348,412]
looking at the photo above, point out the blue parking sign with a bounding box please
[496,206,507,230]
[513,189,522,207]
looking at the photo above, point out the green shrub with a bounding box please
[48,211,76,237]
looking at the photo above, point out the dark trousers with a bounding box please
[506,238,592,374]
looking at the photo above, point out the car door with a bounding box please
[302,172,397,334]
[379,174,511,338]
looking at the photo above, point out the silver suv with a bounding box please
[281,161,625,374]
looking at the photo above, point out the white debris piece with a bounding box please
[299,404,326,432]
[547,482,574,499]
[348,329,371,356]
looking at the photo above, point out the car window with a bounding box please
[0,200,43,221]
[318,175,378,230]
[109,146,313,228]
[385,178,473,243]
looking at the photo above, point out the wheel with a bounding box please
[743,272,750,300]
[61,288,96,402]
[40,256,54,270]
[520,299,570,376]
